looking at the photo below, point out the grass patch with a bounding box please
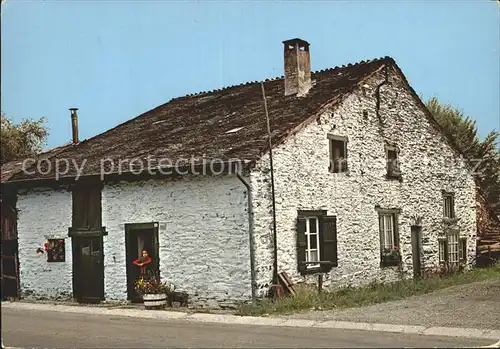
[236,264,500,316]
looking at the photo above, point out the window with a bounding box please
[305,217,320,267]
[443,192,455,218]
[328,135,348,173]
[385,145,401,179]
[46,239,65,262]
[72,185,102,229]
[448,233,459,266]
[459,238,467,263]
[377,208,401,267]
[438,233,462,268]
[439,239,446,263]
[296,210,338,274]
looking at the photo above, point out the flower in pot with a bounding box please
[134,276,172,310]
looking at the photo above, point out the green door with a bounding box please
[73,236,104,302]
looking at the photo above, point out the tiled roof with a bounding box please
[1,144,71,183]
[7,57,397,182]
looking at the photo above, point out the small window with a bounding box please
[459,238,467,262]
[378,210,401,267]
[385,145,401,178]
[438,239,447,263]
[439,233,460,268]
[47,239,66,262]
[443,193,455,218]
[328,135,348,173]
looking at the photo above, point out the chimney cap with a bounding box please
[282,38,310,47]
[69,107,79,111]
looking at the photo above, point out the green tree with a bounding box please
[425,97,500,214]
[0,113,49,165]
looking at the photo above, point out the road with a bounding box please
[1,307,494,348]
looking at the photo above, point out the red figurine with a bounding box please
[133,249,152,276]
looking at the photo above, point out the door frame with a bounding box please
[410,225,423,279]
[125,222,160,301]
[70,232,106,302]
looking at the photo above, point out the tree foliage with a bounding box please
[0,113,49,165]
[426,97,500,214]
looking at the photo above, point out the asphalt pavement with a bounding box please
[1,307,496,348]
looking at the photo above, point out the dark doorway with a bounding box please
[72,236,104,302]
[411,225,423,278]
[1,239,20,300]
[125,223,160,302]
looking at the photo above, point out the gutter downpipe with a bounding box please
[237,170,257,302]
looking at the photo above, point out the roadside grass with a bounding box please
[236,263,500,316]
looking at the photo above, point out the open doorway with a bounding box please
[125,222,160,302]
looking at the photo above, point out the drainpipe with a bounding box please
[237,172,257,302]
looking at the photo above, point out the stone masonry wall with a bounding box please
[102,174,251,307]
[250,66,477,292]
[17,187,73,299]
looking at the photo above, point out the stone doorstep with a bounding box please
[3,301,500,342]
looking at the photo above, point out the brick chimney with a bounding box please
[283,38,312,96]
[69,108,79,144]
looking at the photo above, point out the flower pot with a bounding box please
[142,293,167,310]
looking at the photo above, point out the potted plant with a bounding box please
[134,276,171,310]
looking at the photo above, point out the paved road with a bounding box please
[1,308,494,348]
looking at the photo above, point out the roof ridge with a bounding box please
[172,55,394,101]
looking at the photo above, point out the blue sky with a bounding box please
[2,0,499,149]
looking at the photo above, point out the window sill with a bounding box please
[329,169,350,175]
[299,266,322,275]
[380,261,401,268]
[299,262,337,275]
[385,173,402,181]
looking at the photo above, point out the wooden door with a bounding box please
[411,225,422,278]
[73,236,104,302]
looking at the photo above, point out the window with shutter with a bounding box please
[439,234,465,268]
[296,210,337,275]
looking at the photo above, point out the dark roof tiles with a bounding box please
[10,56,394,182]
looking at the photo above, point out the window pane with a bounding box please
[384,215,393,248]
[309,234,317,249]
[309,218,317,234]
[309,250,318,262]
[333,140,345,158]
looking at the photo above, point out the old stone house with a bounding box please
[1,38,483,307]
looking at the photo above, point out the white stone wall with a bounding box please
[102,175,251,307]
[17,188,73,299]
[250,67,477,292]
